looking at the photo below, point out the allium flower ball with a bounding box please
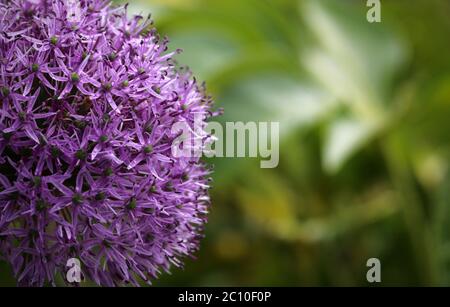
[0,0,215,286]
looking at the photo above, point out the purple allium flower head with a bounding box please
[0,0,215,286]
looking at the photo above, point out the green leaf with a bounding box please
[322,116,378,173]
[301,0,409,173]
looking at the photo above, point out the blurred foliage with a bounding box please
[3,0,450,286]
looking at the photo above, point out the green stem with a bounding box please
[382,133,439,285]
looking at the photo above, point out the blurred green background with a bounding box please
[2,0,450,286]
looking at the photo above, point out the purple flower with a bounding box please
[0,0,215,286]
